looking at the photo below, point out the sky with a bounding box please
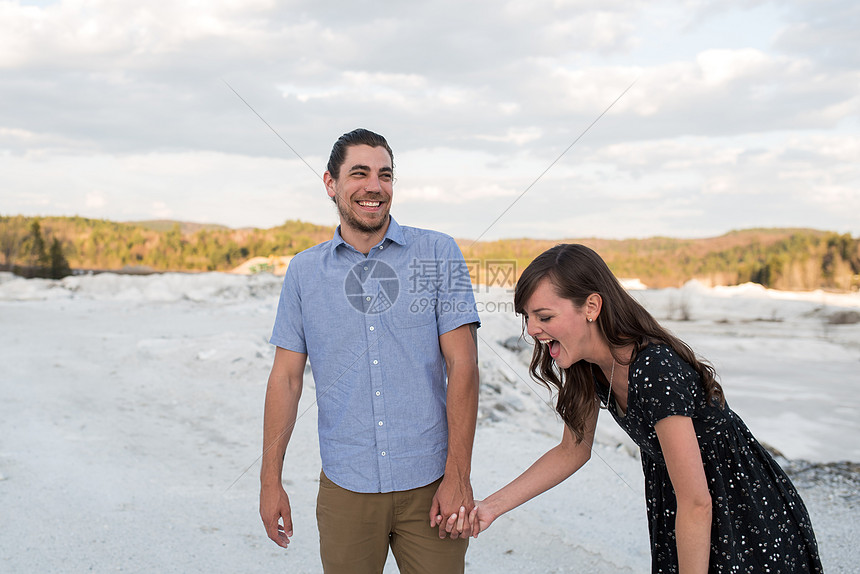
[1,0,858,241]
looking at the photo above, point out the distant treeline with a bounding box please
[1,215,858,291]
[460,228,860,291]
[0,215,334,275]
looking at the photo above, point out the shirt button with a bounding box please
[364,266,368,270]
[381,451,386,456]
[372,360,378,365]
[366,296,371,301]
[369,326,375,331]
[375,390,381,396]
[378,421,383,426]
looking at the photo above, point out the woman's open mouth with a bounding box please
[538,338,561,359]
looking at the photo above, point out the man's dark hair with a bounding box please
[326,128,394,179]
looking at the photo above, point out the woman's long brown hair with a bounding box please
[514,244,724,442]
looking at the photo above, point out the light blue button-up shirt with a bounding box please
[270,217,480,493]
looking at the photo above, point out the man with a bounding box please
[260,128,480,573]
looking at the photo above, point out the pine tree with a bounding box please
[0,224,20,266]
[49,238,72,279]
[25,220,50,268]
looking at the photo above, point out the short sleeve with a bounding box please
[433,236,481,336]
[269,260,307,354]
[635,346,698,427]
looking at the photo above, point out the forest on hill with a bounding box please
[0,215,333,277]
[459,228,860,291]
[1,215,858,291]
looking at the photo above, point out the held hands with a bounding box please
[429,474,474,539]
[435,498,497,539]
[260,483,293,548]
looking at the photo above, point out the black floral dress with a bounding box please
[595,344,822,573]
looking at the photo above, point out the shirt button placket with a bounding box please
[367,316,390,489]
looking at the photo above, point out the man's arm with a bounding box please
[430,322,479,539]
[259,347,307,548]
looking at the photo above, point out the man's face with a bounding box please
[325,144,394,235]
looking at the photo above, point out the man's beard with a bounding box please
[335,194,389,234]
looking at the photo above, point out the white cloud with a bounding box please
[475,127,543,146]
[0,149,330,227]
[85,191,106,209]
[151,201,173,219]
[0,0,857,240]
[398,182,518,206]
[0,0,288,67]
[395,185,446,203]
[696,49,772,86]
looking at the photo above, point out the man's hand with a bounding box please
[429,473,474,539]
[260,483,293,548]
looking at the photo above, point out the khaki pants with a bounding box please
[316,471,468,574]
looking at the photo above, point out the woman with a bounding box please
[466,244,822,573]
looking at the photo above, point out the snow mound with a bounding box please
[0,271,284,302]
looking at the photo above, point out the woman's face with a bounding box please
[522,277,595,369]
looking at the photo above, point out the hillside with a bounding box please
[1,215,858,291]
[460,228,860,290]
[0,216,334,274]
[130,220,232,234]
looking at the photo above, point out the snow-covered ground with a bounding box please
[1,271,858,573]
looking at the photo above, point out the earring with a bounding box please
[587,317,593,323]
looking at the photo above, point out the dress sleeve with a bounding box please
[635,346,699,427]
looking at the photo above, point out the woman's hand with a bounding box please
[467,499,497,538]
[440,506,468,539]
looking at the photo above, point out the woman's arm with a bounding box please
[469,409,597,537]
[654,415,712,574]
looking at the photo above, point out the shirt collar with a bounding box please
[330,216,407,256]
